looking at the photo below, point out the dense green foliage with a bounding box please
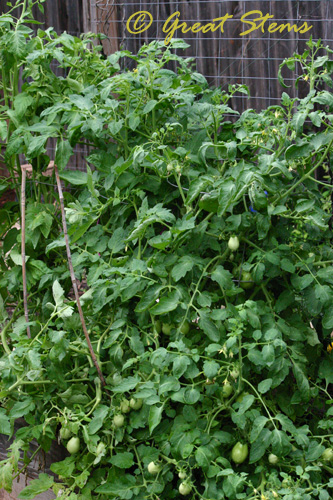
[0,2,333,499]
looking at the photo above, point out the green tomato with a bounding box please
[59,426,72,440]
[162,323,173,335]
[231,442,248,464]
[179,482,192,496]
[113,414,125,428]
[66,437,80,455]
[230,367,239,379]
[110,372,123,386]
[129,398,143,410]
[236,392,249,403]
[155,320,162,334]
[228,236,239,251]
[167,163,173,172]
[221,381,233,398]
[240,271,254,289]
[321,448,333,462]
[178,470,187,480]
[120,399,131,414]
[96,442,106,455]
[180,321,190,334]
[268,453,279,464]
[147,461,161,474]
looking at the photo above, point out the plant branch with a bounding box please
[21,165,31,339]
[273,137,333,205]
[54,165,109,395]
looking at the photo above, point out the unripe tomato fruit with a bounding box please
[66,437,80,455]
[222,381,233,398]
[179,482,192,495]
[147,461,161,474]
[155,320,162,333]
[240,271,253,289]
[167,164,173,172]
[231,442,248,464]
[228,236,240,251]
[59,426,72,440]
[111,372,123,386]
[113,414,125,428]
[120,399,131,413]
[96,442,106,455]
[178,471,187,480]
[236,392,249,403]
[129,398,143,410]
[268,453,279,464]
[230,367,239,379]
[180,321,190,334]
[162,323,173,335]
[321,448,333,462]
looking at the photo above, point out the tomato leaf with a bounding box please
[18,474,54,499]
[149,405,164,434]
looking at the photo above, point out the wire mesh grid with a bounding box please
[2,0,333,179]
[88,0,333,113]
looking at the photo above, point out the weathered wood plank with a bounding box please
[96,0,119,54]
[114,0,333,111]
[0,418,67,500]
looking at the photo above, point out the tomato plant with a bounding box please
[129,397,143,410]
[228,236,240,251]
[0,6,332,500]
[321,448,333,462]
[268,453,279,465]
[179,482,192,495]
[231,442,249,464]
[120,399,131,413]
[147,462,161,475]
[113,415,125,428]
[66,437,80,455]
[59,426,72,441]
[221,380,233,398]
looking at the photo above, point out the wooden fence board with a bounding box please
[0,0,332,160]
[112,0,333,111]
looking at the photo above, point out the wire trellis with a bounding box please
[89,0,333,113]
[1,0,332,178]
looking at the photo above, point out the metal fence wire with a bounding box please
[88,0,333,113]
[1,0,332,175]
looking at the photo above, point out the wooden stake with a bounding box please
[21,166,31,339]
[54,165,108,392]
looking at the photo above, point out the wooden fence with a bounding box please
[1,0,332,154]
[89,0,333,112]
[5,0,330,112]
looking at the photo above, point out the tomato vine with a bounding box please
[0,4,332,499]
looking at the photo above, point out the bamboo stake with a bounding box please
[54,165,108,392]
[21,165,31,339]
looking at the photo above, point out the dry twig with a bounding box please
[21,165,31,339]
[54,165,108,393]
